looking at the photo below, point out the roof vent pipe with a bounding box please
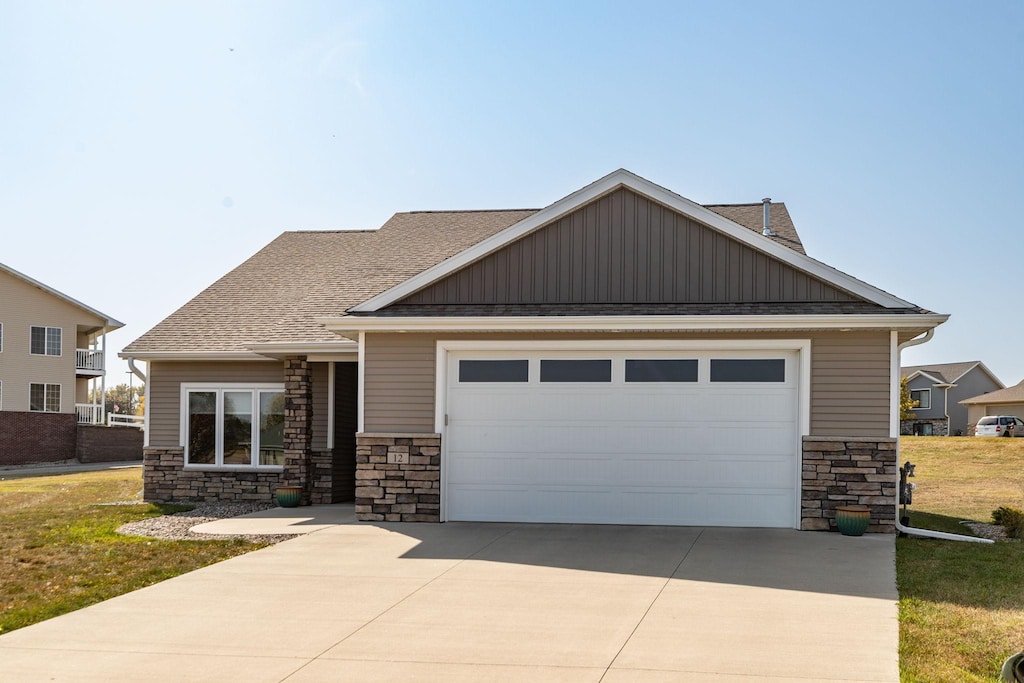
[761,198,776,236]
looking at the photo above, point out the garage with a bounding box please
[442,344,803,527]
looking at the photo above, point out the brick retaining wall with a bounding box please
[801,436,897,533]
[0,411,77,466]
[77,425,143,463]
[355,433,441,522]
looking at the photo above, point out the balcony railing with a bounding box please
[76,404,104,425]
[76,348,104,373]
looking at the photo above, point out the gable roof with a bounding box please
[901,361,1004,388]
[960,380,1024,405]
[351,169,912,313]
[0,261,124,330]
[123,171,943,357]
[123,211,538,354]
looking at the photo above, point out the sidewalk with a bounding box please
[0,460,142,479]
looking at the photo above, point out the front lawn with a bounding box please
[0,468,265,634]
[897,437,1024,682]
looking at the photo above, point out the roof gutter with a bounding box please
[895,330,993,544]
[126,357,147,383]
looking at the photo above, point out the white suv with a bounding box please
[975,416,1024,437]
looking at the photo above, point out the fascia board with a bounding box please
[1,261,125,329]
[316,313,949,334]
[118,351,270,361]
[349,169,914,312]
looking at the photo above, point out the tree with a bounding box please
[88,383,145,416]
[900,377,919,420]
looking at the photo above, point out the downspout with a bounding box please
[126,357,147,383]
[895,330,993,544]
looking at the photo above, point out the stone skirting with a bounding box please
[355,433,441,522]
[801,436,897,533]
[143,448,284,502]
[900,418,949,437]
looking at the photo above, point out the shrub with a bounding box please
[992,506,1024,539]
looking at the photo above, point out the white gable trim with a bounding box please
[950,361,1005,389]
[349,169,914,312]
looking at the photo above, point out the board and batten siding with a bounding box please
[361,331,893,437]
[398,188,856,307]
[148,361,284,448]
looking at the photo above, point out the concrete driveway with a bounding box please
[0,507,898,682]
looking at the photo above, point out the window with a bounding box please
[625,359,698,382]
[30,326,62,356]
[910,389,931,410]
[459,360,529,383]
[184,386,285,467]
[710,359,785,382]
[30,383,61,412]
[540,359,611,382]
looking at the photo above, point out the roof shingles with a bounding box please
[122,198,906,354]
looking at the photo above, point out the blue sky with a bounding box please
[2,1,1022,387]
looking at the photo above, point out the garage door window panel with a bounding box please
[710,359,786,383]
[625,359,698,382]
[458,359,528,383]
[540,359,611,382]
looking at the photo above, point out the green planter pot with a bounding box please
[835,505,870,536]
[275,485,302,508]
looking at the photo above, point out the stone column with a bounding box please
[283,356,313,503]
[801,436,898,533]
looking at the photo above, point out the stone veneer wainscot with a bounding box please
[143,448,284,502]
[355,433,441,522]
[801,436,897,533]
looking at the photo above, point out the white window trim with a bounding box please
[29,382,61,412]
[911,388,931,410]
[0,321,4,353]
[180,383,286,470]
[29,325,62,357]
[434,338,812,527]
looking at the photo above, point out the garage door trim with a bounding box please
[435,339,812,525]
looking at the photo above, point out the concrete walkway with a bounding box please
[0,460,141,479]
[0,507,898,682]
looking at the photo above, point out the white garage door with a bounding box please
[444,349,800,527]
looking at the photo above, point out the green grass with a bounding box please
[897,437,1024,682]
[0,469,266,634]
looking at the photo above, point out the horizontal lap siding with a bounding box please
[364,331,893,437]
[148,361,284,448]
[363,334,437,432]
[311,362,328,450]
[810,332,890,436]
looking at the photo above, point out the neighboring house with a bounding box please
[900,361,1004,436]
[0,262,124,465]
[122,169,947,532]
[960,380,1024,433]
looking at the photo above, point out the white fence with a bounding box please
[108,414,145,429]
[75,404,103,425]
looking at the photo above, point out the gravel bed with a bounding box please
[960,521,1016,542]
[117,502,296,544]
